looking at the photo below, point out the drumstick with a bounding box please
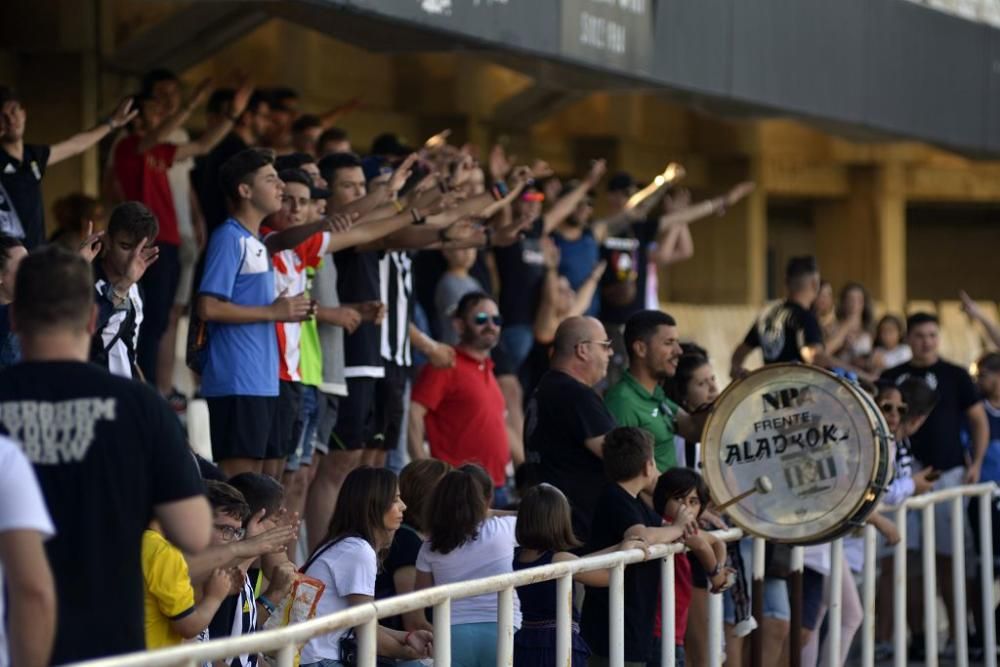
[714,476,773,513]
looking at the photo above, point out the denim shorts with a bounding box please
[723,538,790,623]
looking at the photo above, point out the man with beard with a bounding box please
[408,291,510,495]
[604,309,708,472]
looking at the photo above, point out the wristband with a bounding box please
[392,198,405,213]
[258,595,276,614]
[438,227,451,244]
[410,209,426,226]
[105,118,117,132]
[708,562,723,577]
[490,180,509,201]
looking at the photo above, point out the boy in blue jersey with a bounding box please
[196,148,313,476]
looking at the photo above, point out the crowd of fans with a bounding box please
[0,69,998,667]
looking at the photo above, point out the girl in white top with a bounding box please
[300,467,433,667]
[414,464,519,667]
[870,314,912,373]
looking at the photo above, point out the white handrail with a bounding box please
[68,529,743,667]
[66,481,1000,667]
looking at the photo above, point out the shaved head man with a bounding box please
[524,315,617,540]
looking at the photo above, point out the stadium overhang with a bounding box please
[110,0,1000,157]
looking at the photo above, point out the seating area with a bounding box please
[667,300,1000,388]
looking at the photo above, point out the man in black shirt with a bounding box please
[0,86,137,249]
[196,90,271,232]
[880,312,988,652]
[524,315,617,541]
[0,246,210,663]
[731,255,831,377]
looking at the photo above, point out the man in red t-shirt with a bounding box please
[409,291,510,488]
[112,83,251,389]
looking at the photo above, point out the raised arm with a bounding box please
[172,82,252,162]
[136,79,213,153]
[48,97,137,165]
[542,159,606,235]
[961,290,1000,349]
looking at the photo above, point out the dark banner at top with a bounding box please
[560,0,655,74]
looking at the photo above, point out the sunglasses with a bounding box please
[879,403,908,416]
[473,312,503,327]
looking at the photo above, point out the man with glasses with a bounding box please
[523,315,617,541]
[409,291,511,500]
[605,309,708,473]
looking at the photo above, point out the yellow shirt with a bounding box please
[141,529,195,649]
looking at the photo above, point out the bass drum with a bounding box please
[701,363,892,544]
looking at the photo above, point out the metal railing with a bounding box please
[70,528,744,667]
[777,481,997,667]
[67,483,999,667]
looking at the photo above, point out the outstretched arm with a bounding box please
[49,98,137,165]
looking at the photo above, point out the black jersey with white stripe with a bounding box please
[380,251,413,368]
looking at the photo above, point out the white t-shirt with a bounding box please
[166,128,195,240]
[0,435,55,667]
[416,515,521,626]
[300,537,378,663]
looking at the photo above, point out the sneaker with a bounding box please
[167,388,188,414]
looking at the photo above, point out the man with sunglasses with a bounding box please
[409,291,510,497]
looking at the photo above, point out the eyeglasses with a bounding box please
[579,339,614,350]
[879,403,908,416]
[473,312,503,327]
[214,524,245,541]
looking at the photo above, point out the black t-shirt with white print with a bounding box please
[334,248,383,377]
[0,361,205,663]
[743,300,824,364]
[880,359,979,470]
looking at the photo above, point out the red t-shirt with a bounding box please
[113,134,180,246]
[654,518,692,646]
[411,347,509,486]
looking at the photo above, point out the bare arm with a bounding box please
[170,581,229,639]
[197,294,276,324]
[393,566,434,632]
[675,406,709,443]
[961,290,1000,349]
[49,97,137,165]
[0,530,55,667]
[533,266,561,343]
[172,118,236,163]
[584,434,605,459]
[568,261,606,318]
[965,402,990,483]
[652,222,694,266]
[327,211,415,253]
[264,220,330,255]
[542,160,606,236]
[154,495,213,556]
[408,402,430,460]
[731,342,755,380]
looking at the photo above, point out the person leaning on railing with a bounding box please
[299,467,432,667]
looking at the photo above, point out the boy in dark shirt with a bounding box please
[580,427,692,665]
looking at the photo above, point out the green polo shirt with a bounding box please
[604,371,679,472]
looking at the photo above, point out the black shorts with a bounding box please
[313,392,340,456]
[331,377,377,450]
[369,363,409,451]
[268,381,304,459]
[207,395,278,461]
[801,567,826,631]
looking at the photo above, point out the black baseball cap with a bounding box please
[370,132,413,158]
[607,171,635,193]
[279,168,331,200]
[0,86,19,106]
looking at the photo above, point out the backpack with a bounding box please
[186,240,248,374]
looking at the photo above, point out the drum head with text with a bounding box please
[701,364,888,544]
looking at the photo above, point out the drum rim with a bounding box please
[702,362,890,543]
